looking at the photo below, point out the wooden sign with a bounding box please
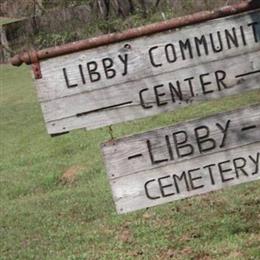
[35,9,260,135]
[102,105,260,214]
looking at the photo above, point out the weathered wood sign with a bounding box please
[102,105,260,214]
[34,9,260,135]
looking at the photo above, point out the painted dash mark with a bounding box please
[241,125,256,131]
[235,70,260,78]
[128,154,143,160]
[76,101,133,117]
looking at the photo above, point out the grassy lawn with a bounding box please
[0,64,260,259]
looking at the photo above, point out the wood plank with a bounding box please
[111,143,260,214]
[35,9,260,134]
[102,104,260,179]
[101,105,260,214]
[37,9,260,101]
[43,51,260,134]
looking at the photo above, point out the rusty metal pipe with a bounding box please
[11,0,260,66]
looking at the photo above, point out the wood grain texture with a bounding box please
[102,105,260,179]
[111,143,260,214]
[101,105,260,214]
[37,9,260,101]
[34,9,260,134]
[42,52,260,134]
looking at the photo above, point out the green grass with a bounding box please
[0,64,260,259]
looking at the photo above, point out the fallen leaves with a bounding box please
[60,165,83,185]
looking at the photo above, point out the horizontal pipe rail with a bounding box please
[10,0,260,66]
